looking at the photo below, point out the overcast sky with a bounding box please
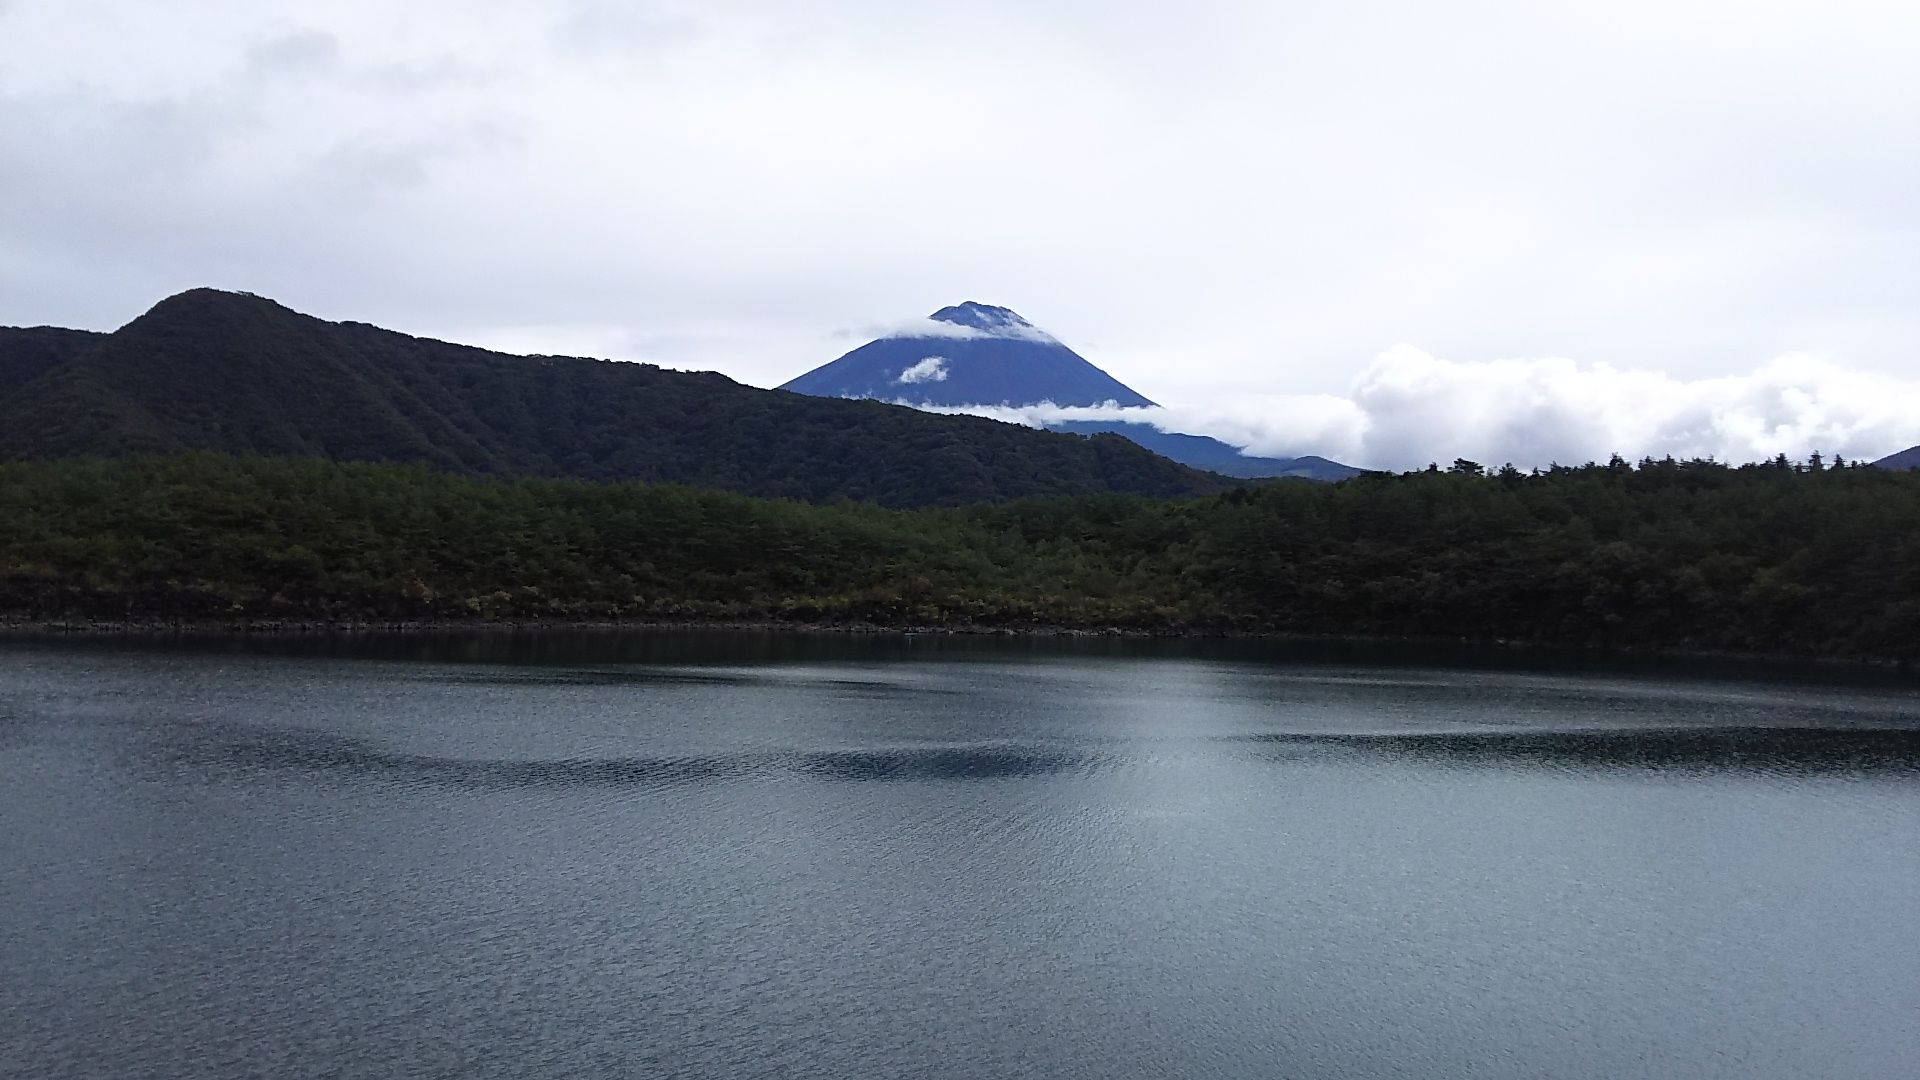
[3,0,1916,468]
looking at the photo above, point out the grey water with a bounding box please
[3,634,1917,1080]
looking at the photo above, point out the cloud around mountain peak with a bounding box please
[856,302,1059,345]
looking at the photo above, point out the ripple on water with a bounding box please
[4,640,1919,1080]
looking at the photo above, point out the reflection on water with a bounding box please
[128,716,1920,791]
[136,719,1095,788]
[2,632,1917,1080]
[1241,726,1920,775]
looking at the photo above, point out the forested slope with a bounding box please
[0,326,103,387]
[3,454,1916,661]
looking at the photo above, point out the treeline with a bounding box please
[3,453,1918,660]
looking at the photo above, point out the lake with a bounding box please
[3,633,1916,1079]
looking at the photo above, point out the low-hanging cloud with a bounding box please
[916,347,1920,471]
[894,356,949,384]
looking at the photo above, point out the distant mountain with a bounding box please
[1873,446,1920,470]
[1042,421,1363,482]
[782,301,1156,408]
[0,289,1229,508]
[783,302,1360,480]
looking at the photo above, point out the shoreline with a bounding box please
[0,615,1204,638]
[2,614,1911,672]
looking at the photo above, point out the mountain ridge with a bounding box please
[1042,420,1363,481]
[0,289,1229,508]
[1873,446,1920,470]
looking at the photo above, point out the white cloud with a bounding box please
[837,316,1058,345]
[913,348,1920,471]
[894,356,949,384]
[1335,347,1920,470]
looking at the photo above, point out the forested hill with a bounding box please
[0,326,104,386]
[4,453,1917,662]
[0,290,1227,507]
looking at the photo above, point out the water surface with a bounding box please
[3,634,1917,1079]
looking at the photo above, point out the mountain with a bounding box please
[1042,421,1363,482]
[782,302,1360,480]
[781,301,1156,408]
[0,289,1229,508]
[0,326,104,386]
[1873,446,1920,470]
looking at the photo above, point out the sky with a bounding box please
[2,0,1916,469]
